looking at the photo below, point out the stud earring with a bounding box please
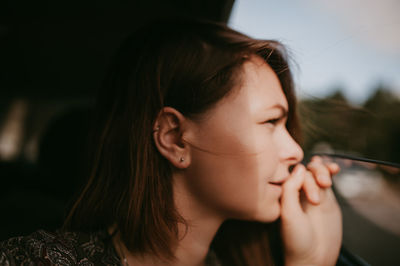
[180,157,185,162]
[153,126,160,132]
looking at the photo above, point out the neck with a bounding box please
[172,171,225,265]
[112,172,225,266]
[173,215,223,266]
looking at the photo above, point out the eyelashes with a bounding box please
[264,118,281,125]
[263,115,287,127]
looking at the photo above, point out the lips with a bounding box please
[268,177,288,185]
[269,181,284,186]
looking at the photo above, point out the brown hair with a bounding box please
[64,18,300,265]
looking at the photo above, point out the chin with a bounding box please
[251,202,281,223]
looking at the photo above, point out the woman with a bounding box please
[0,18,342,265]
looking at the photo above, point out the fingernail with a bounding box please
[294,164,305,175]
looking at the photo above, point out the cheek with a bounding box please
[186,153,259,217]
[186,139,281,220]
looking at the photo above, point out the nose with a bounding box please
[278,129,304,165]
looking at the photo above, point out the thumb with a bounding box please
[281,164,306,220]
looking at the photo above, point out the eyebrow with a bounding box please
[266,104,288,117]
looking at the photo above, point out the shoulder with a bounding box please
[0,229,120,265]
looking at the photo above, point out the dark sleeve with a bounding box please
[1,235,37,265]
[0,230,79,265]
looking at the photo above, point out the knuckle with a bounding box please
[307,161,324,171]
[311,155,322,162]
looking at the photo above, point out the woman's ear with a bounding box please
[153,107,191,169]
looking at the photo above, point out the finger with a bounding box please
[311,155,323,163]
[311,156,340,181]
[281,164,306,219]
[307,160,332,188]
[302,171,321,205]
[311,155,339,174]
[327,162,340,175]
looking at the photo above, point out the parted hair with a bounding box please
[64,18,301,266]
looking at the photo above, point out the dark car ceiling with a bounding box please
[0,0,235,98]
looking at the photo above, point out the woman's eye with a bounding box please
[264,117,281,126]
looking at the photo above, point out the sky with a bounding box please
[228,0,400,103]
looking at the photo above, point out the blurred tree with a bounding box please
[299,85,400,163]
[362,87,400,161]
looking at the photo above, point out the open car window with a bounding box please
[315,153,400,265]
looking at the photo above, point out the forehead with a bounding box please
[195,56,289,126]
[191,56,289,135]
[232,56,288,112]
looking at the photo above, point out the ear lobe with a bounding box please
[153,107,190,169]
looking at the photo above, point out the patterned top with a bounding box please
[0,230,221,266]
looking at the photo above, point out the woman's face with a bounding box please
[182,56,303,222]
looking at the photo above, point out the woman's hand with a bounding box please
[280,156,342,266]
